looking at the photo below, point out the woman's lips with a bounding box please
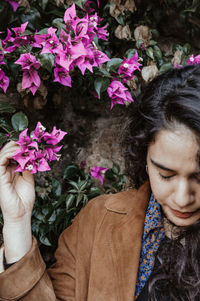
[170,208,194,219]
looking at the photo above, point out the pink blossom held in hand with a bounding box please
[12,122,67,174]
[187,54,200,65]
[0,69,9,93]
[90,166,108,185]
[107,80,134,110]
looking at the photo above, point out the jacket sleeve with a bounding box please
[0,215,79,301]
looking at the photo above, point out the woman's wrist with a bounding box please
[3,213,32,264]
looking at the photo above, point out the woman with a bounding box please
[0,64,200,300]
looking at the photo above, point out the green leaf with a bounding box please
[73,0,87,9]
[125,49,137,59]
[151,29,159,39]
[39,53,55,72]
[184,0,200,12]
[0,102,16,114]
[76,193,83,206]
[88,187,103,199]
[112,163,120,174]
[68,180,79,190]
[172,44,183,53]
[183,43,191,55]
[94,77,110,99]
[48,211,57,223]
[136,39,144,49]
[153,46,162,59]
[106,58,123,72]
[63,164,79,180]
[159,63,173,74]
[66,194,75,210]
[52,18,65,30]
[146,47,154,60]
[0,118,13,132]
[79,180,88,191]
[0,132,7,147]
[149,40,157,46]
[105,169,116,180]
[11,112,28,132]
[20,7,41,31]
[36,28,48,35]
[40,0,49,10]
[39,235,52,246]
[51,178,62,197]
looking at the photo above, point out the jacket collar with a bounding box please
[105,181,151,214]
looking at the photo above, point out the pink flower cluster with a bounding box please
[0,4,109,95]
[107,80,134,109]
[187,54,200,65]
[3,0,19,11]
[12,122,67,174]
[90,166,108,185]
[107,52,142,109]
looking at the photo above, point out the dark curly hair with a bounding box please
[124,64,200,188]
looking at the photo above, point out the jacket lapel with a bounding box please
[108,183,150,301]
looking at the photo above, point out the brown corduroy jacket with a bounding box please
[0,182,150,301]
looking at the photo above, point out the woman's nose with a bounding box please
[173,179,194,208]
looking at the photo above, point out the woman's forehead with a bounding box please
[147,128,200,172]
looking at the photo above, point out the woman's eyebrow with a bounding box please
[150,158,175,172]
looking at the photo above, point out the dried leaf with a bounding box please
[171,50,182,65]
[37,81,48,99]
[34,96,47,110]
[19,0,30,12]
[134,25,152,44]
[109,0,136,18]
[115,25,132,40]
[126,79,137,90]
[141,64,158,83]
[56,0,65,5]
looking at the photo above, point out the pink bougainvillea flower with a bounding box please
[13,123,67,174]
[0,69,9,93]
[118,52,142,80]
[107,80,134,110]
[4,0,19,11]
[174,63,181,69]
[187,54,200,65]
[12,148,36,169]
[64,3,77,27]
[21,69,41,95]
[15,53,40,71]
[43,126,67,145]
[54,67,72,87]
[17,128,38,150]
[12,22,28,36]
[44,145,63,162]
[0,51,5,65]
[84,1,95,13]
[31,121,46,142]
[90,166,108,185]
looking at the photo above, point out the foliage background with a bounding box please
[0,0,200,264]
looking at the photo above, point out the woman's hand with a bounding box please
[0,140,35,223]
[0,141,35,263]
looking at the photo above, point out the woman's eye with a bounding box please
[159,173,174,180]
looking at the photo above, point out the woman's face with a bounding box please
[147,125,200,227]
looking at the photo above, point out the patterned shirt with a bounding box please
[135,194,165,299]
